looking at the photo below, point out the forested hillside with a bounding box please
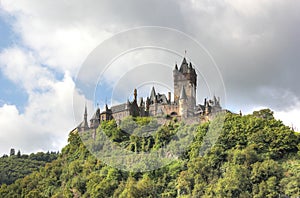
[0,109,299,197]
[0,151,58,185]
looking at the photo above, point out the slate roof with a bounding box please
[111,103,128,113]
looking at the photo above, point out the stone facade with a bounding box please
[77,57,222,132]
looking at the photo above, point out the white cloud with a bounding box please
[0,0,299,154]
[0,104,40,153]
[274,101,300,132]
[224,0,277,17]
[0,47,54,92]
[1,0,112,75]
[0,72,77,155]
[0,47,81,155]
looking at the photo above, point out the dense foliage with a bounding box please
[0,109,299,197]
[0,151,58,185]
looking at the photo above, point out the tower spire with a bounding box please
[83,103,89,130]
[84,103,87,120]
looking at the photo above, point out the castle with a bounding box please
[77,57,222,132]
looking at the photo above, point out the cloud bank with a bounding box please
[0,0,299,154]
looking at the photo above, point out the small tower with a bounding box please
[204,98,209,116]
[139,97,145,116]
[150,86,157,104]
[100,104,112,121]
[77,104,89,132]
[179,86,188,118]
[134,88,137,102]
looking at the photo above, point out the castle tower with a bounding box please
[179,86,188,118]
[173,57,197,111]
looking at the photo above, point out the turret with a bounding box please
[139,97,144,107]
[205,98,209,116]
[179,86,188,118]
[134,88,137,102]
[146,97,150,111]
[150,86,157,104]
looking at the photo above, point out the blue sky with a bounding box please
[0,0,299,155]
[0,14,13,49]
[0,17,28,113]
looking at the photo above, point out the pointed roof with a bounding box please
[150,86,156,101]
[139,97,144,106]
[82,104,89,128]
[84,104,87,115]
[77,121,88,129]
[179,57,189,73]
[179,86,187,100]
[175,63,178,70]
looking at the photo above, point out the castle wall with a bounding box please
[148,103,179,116]
[113,110,130,123]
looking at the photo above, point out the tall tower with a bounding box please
[173,57,197,111]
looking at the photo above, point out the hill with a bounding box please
[0,109,299,197]
[0,151,58,185]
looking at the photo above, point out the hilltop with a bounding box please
[0,109,299,197]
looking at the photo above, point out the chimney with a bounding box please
[168,92,171,103]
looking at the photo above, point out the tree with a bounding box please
[0,112,299,197]
[253,109,274,120]
[17,150,21,158]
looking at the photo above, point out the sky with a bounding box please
[0,0,299,155]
